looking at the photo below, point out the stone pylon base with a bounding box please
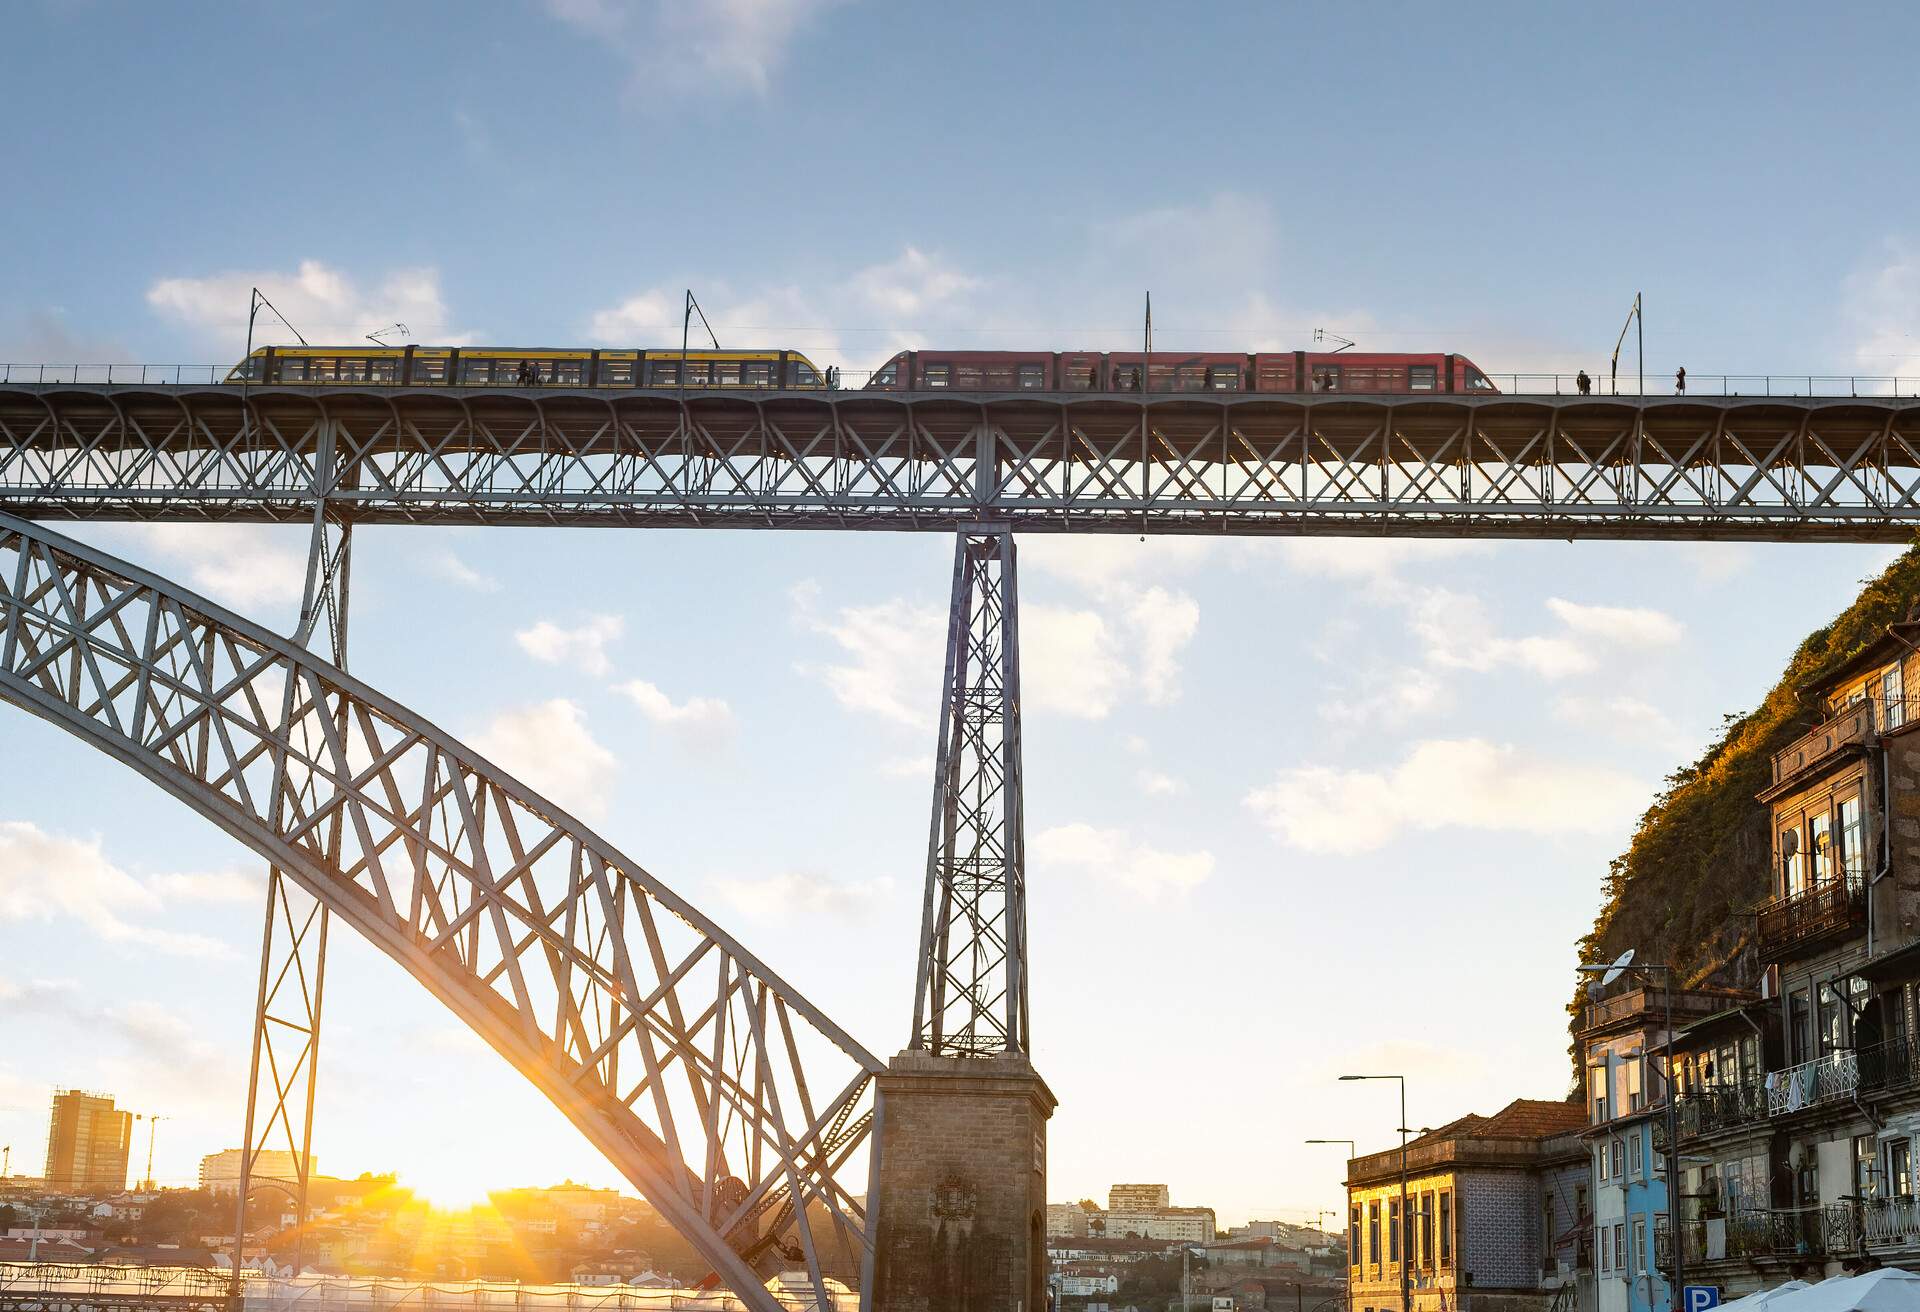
[867,1049,1057,1312]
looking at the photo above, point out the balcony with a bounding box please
[1860,1196,1920,1249]
[1770,700,1876,788]
[1756,872,1865,962]
[1675,1082,1768,1138]
[1765,1050,1859,1115]
[1657,1208,1845,1267]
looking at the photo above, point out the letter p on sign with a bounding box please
[1683,1286,1721,1312]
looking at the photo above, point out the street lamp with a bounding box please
[1580,953,1682,1307]
[1305,1143,1359,1312]
[1340,1075,1409,1312]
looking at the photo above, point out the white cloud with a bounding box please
[849,247,980,318]
[1320,665,1451,728]
[715,871,895,919]
[470,700,617,821]
[546,0,843,97]
[144,869,259,902]
[614,679,737,751]
[515,615,624,676]
[1022,605,1127,718]
[1126,587,1200,705]
[1544,597,1684,647]
[146,260,474,355]
[1258,538,1489,588]
[1136,769,1184,797]
[791,582,944,726]
[1846,240,1920,378]
[1244,739,1646,855]
[102,524,311,611]
[0,821,237,957]
[1032,823,1214,900]
[422,548,499,594]
[1553,694,1693,753]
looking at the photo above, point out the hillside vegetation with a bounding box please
[1577,545,1920,1007]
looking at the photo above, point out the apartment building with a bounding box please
[1577,981,1752,1312]
[1657,624,1920,1296]
[1345,1099,1587,1312]
[43,1091,132,1194]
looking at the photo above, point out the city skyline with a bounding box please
[9,0,1920,1238]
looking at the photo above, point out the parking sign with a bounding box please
[1683,1286,1721,1312]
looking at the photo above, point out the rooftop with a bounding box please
[1348,1098,1585,1188]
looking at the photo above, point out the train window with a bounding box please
[922,364,951,388]
[713,361,743,386]
[1113,365,1142,391]
[1408,365,1438,392]
[1312,365,1341,392]
[1207,365,1242,391]
[983,366,1015,389]
[369,359,398,383]
[955,364,985,389]
[598,360,634,386]
[870,362,898,387]
[549,360,585,385]
[744,361,775,387]
[277,358,307,382]
[461,359,492,384]
[1063,358,1099,390]
[683,362,711,386]
[1018,363,1047,389]
[412,358,447,384]
[649,361,679,386]
[1465,368,1496,391]
[789,361,820,386]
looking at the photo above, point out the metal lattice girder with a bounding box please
[911,531,1028,1058]
[13,387,1920,539]
[0,512,880,1312]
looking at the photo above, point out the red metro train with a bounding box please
[862,349,1499,395]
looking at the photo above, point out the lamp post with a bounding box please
[1581,958,1682,1310]
[1341,1075,1409,1312]
[1306,1141,1359,1312]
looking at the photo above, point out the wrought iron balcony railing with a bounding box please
[1756,871,1866,961]
[1675,1082,1769,1138]
[1860,1196,1920,1248]
[1765,1049,1860,1115]
[1770,700,1877,787]
[1858,1037,1920,1095]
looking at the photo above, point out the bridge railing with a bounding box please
[9,362,1920,398]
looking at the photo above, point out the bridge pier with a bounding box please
[869,529,1053,1311]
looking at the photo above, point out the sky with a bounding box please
[3,0,1920,1228]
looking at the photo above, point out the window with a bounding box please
[1438,1192,1453,1265]
[1207,364,1243,391]
[1820,983,1847,1056]
[870,362,898,387]
[1791,990,1813,1064]
[743,361,775,387]
[1632,1218,1646,1274]
[1889,984,1911,1048]
[1613,1224,1625,1273]
[1810,811,1832,883]
[681,363,711,387]
[649,361,680,386]
[1113,365,1142,391]
[411,357,449,384]
[1465,368,1496,391]
[1591,1065,1609,1124]
[1781,826,1802,898]
[1611,1139,1624,1179]
[1017,363,1047,390]
[1388,1198,1400,1263]
[1597,1144,1610,1182]
[1624,1057,1644,1113]
[1598,1225,1610,1272]
[1420,1195,1433,1267]
[1350,1206,1362,1266]
[1629,1134,1643,1176]
[596,359,633,386]
[1408,364,1438,391]
[712,361,743,387]
[1839,795,1863,877]
[789,361,820,386]
[1368,1202,1380,1267]
[460,358,491,384]
[276,357,308,382]
[1887,664,1906,729]
[922,363,951,388]
[1856,1133,1880,1199]
[1890,1138,1914,1197]
[1312,364,1342,392]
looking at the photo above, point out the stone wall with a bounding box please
[868,1049,1056,1312]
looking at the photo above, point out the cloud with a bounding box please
[1136,769,1184,797]
[514,616,623,676]
[0,821,237,957]
[1032,823,1214,900]
[1845,240,1920,378]
[546,0,843,97]
[0,309,129,363]
[422,548,500,593]
[849,247,981,319]
[1244,739,1646,855]
[101,524,311,611]
[791,583,944,726]
[1320,665,1452,729]
[715,871,895,919]
[147,260,474,356]
[470,700,617,820]
[1407,590,1682,681]
[144,869,259,902]
[1553,694,1693,753]
[613,679,737,751]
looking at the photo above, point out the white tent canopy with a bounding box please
[1754,1268,1920,1312]
[1718,1280,1811,1310]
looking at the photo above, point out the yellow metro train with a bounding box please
[225,345,830,389]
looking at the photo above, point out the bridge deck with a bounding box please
[6,385,1920,540]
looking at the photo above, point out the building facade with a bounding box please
[1107,1183,1171,1212]
[1346,1099,1587,1312]
[199,1149,316,1196]
[43,1091,131,1193]
[1659,626,1920,1298]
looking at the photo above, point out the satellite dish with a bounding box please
[1601,948,1637,987]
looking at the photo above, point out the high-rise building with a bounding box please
[43,1090,132,1193]
[1107,1183,1170,1212]
[198,1149,315,1196]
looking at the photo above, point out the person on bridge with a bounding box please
[1676,366,1687,394]
[1576,369,1592,395]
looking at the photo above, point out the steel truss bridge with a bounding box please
[5,381,1918,1312]
[6,385,1920,539]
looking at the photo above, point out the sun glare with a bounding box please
[400,1166,498,1212]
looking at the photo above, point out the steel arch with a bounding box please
[0,512,880,1312]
